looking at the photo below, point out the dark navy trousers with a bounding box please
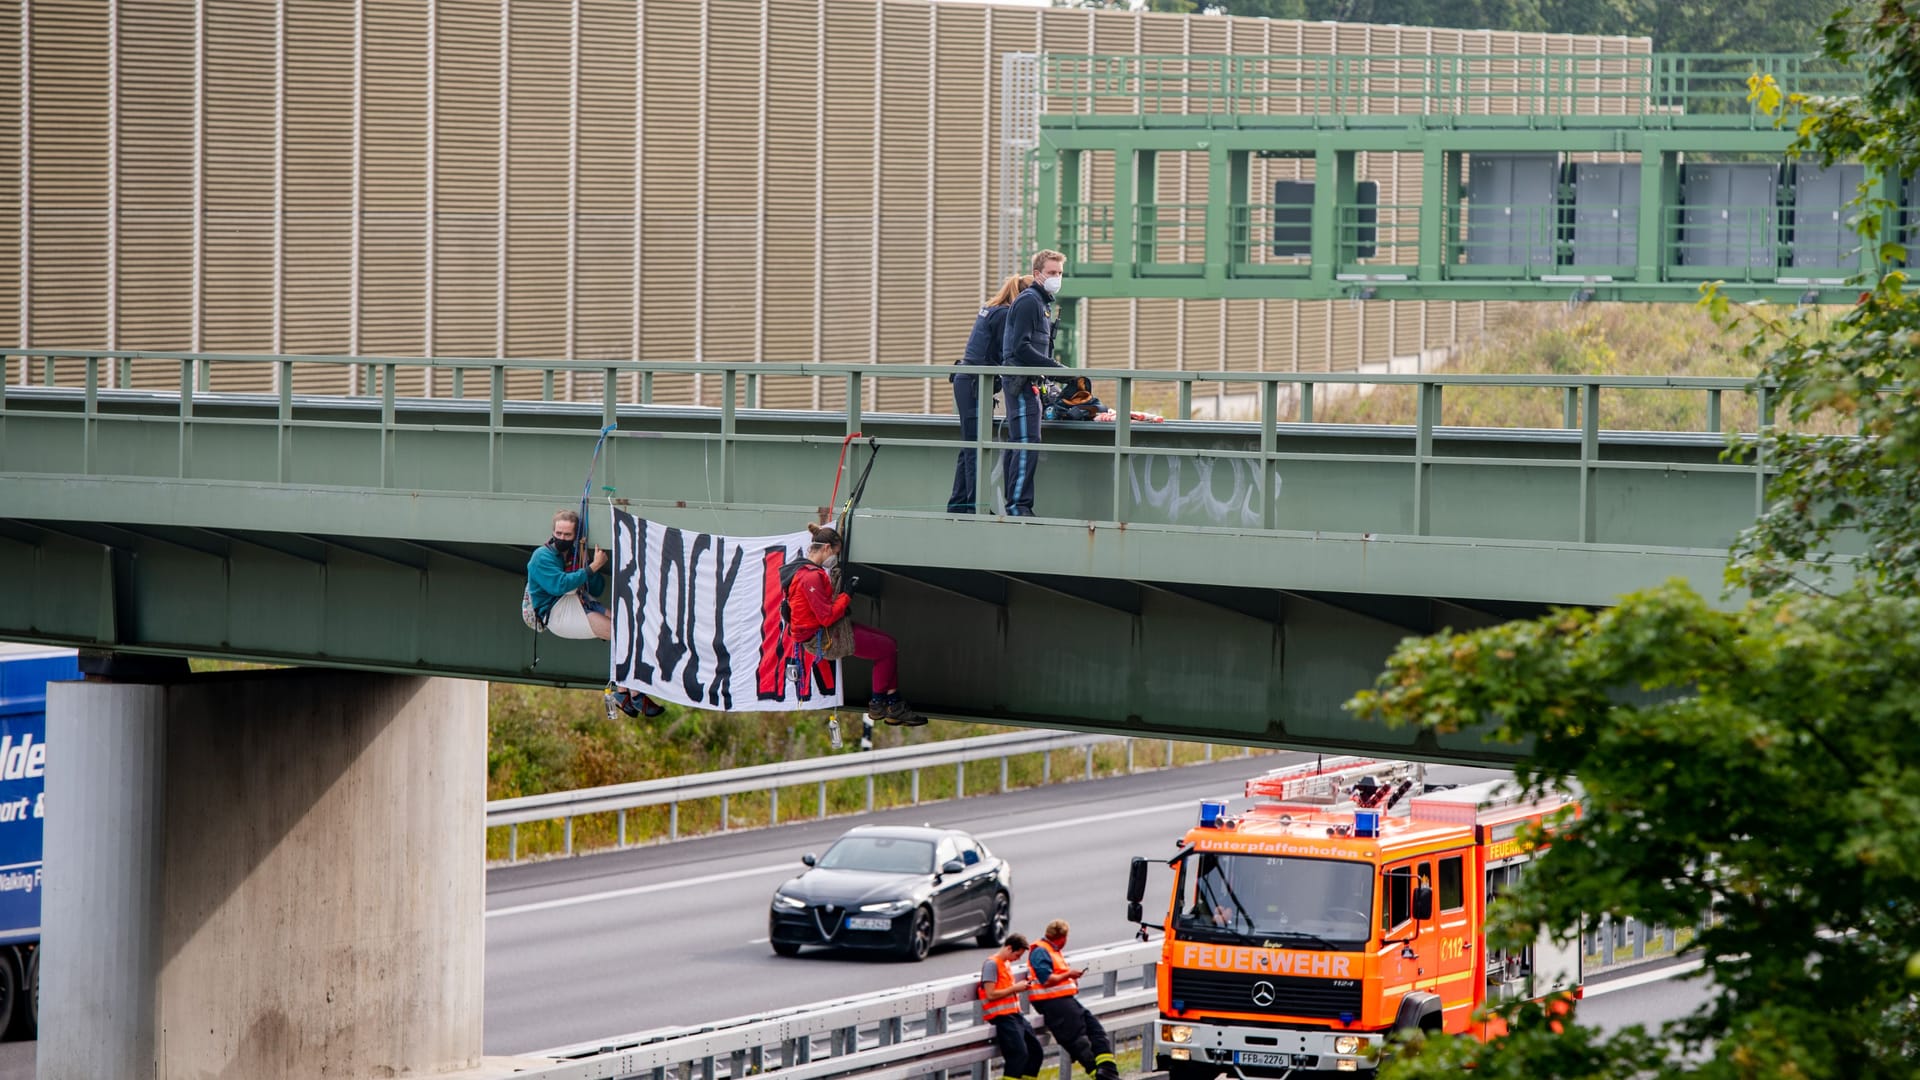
[946,367,998,513]
[1002,378,1042,516]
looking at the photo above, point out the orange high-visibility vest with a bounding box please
[979,955,1022,1020]
[1027,940,1079,1001]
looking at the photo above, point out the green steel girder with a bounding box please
[1030,53,1885,307]
[0,366,1779,761]
[0,516,1560,764]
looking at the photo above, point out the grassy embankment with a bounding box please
[1310,302,1771,430]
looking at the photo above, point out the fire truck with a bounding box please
[1125,756,1580,1076]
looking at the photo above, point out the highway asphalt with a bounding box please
[0,753,1713,1077]
[485,753,1313,1054]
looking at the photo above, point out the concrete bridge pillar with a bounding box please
[40,669,486,1080]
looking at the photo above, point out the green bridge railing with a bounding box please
[2,348,1787,547]
[1040,52,1860,126]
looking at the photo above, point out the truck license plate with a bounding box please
[1234,1052,1310,1068]
[846,916,892,931]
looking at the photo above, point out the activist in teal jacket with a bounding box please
[526,537,605,622]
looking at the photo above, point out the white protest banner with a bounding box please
[607,510,844,711]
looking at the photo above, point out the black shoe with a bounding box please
[881,698,927,727]
[607,688,641,719]
[637,693,666,719]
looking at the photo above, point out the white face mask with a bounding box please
[824,554,840,570]
[1041,275,1063,295]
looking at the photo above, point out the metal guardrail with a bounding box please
[1039,52,1861,122]
[488,730,1219,862]
[517,940,1161,1080]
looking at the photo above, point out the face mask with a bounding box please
[824,554,841,570]
[1040,275,1063,295]
[549,535,574,552]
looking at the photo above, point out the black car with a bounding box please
[768,824,1012,961]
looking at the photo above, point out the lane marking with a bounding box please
[748,936,770,944]
[487,797,1202,919]
[1582,958,1704,998]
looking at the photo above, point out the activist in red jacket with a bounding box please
[786,522,924,726]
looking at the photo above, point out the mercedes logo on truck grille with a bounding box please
[1251,981,1277,1007]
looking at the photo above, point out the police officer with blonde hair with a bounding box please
[1027,919,1118,1080]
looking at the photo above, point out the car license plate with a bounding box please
[845,916,892,931]
[1234,1052,1309,1068]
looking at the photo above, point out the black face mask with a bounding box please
[549,535,575,553]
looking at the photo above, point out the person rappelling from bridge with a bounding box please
[525,508,664,719]
[1027,919,1119,1080]
[783,522,923,727]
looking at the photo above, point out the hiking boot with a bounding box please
[881,697,926,727]
[607,688,642,719]
[637,693,667,719]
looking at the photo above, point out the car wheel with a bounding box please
[901,906,934,962]
[975,891,1010,947]
[771,940,801,958]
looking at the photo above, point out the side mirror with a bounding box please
[942,859,966,876]
[1126,901,1145,924]
[1413,885,1433,922]
[1126,857,1149,904]
[801,853,817,867]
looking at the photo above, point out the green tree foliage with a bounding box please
[1343,6,1920,1076]
[1353,585,1920,1077]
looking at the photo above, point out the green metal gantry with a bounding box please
[1027,52,1892,321]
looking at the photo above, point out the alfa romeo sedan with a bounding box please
[767,824,1012,961]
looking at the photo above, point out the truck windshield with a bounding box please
[1176,852,1373,949]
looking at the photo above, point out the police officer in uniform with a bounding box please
[980,932,1043,1080]
[998,250,1068,517]
[1027,919,1119,1080]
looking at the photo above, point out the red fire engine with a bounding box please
[1125,756,1580,1076]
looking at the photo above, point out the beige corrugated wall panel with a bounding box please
[818,0,875,406]
[929,1,986,406]
[0,8,14,354]
[758,0,820,408]
[874,0,928,412]
[640,0,699,402]
[283,0,353,393]
[576,0,636,369]
[114,0,193,387]
[361,0,428,395]
[30,0,109,372]
[504,0,567,401]
[431,0,499,371]
[1297,297,1330,375]
[702,0,763,386]
[201,0,274,378]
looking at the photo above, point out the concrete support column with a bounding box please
[41,683,168,1080]
[41,671,487,1080]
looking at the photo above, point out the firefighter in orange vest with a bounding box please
[1027,919,1118,1080]
[980,932,1043,1080]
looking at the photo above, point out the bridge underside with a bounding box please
[0,504,1725,765]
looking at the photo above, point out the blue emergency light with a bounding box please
[1198,800,1228,829]
[1353,810,1381,838]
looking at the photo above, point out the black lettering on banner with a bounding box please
[707,538,743,710]
[679,532,712,702]
[612,512,654,684]
[654,526,690,686]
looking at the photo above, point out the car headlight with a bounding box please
[858,899,914,914]
[1333,1036,1361,1055]
[773,893,806,909]
[1161,1025,1193,1044]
